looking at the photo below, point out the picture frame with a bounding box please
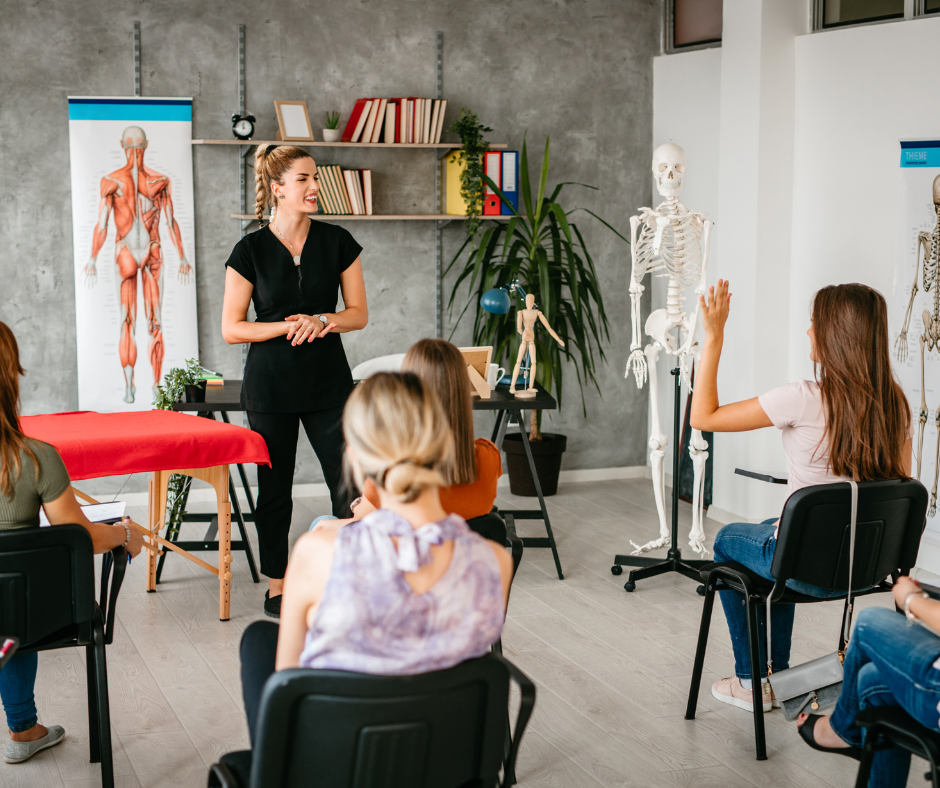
[274,100,315,141]
[458,346,493,381]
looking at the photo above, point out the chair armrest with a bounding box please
[507,534,523,577]
[496,655,536,788]
[207,761,246,788]
[98,546,127,646]
[734,468,788,485]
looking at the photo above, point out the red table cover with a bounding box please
[20,411,270,481]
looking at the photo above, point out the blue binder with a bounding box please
[501,150,519,215]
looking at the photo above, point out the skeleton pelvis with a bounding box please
[645,309,688,354]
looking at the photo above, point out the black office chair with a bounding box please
[467,509,524,576]
[854,706,940,787]
[684,479,928,761]
[0,525,127,788]
[207,652,536,788]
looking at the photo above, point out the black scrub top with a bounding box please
[224,221,363,413]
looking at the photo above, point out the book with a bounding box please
[409,97,422,144]
[428,100,441,146]
[483,151,502,215]
[349,99,373,143]
[323,166,345,214]
[332,166,354,214]
[441,151,468,215]
[361,169,373,215]
[500,150,519,215]
[384,102,397,144]
[370,98,388,143]
[318,166,341,214]
[352,170,366,215]
[344,169,363,214]
[361,99,381,143]
[405,99,413,143]
[341,98,368,143]
[433,99,447,143]
[390,98,405,142]
[423,99,433,144]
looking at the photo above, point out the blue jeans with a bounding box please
[0,652,38,732]
[713,521,845,679]
[309,515,338,531]
[830,607,940,788]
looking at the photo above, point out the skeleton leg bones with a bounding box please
[918,328,929,481]
[688,428,709,555]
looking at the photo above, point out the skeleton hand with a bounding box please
[178,260,193,285]
[626,349,648,388]
[82,262,98,288]
[895,331,909,363]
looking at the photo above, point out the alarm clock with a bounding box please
[231,112,256,141]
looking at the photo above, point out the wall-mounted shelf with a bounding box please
[194,139,506,149]
[231,213,511,222]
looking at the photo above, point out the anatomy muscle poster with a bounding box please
[68,97,198,411]
[893,140,940,535]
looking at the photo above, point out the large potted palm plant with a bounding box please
[446,135,627,495]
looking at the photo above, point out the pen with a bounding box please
[1,639,15,658]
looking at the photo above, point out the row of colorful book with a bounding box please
[341,98,448,144]
[440,150,520,216]
[316,165,373,216]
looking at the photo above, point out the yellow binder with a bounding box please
[441,152,468,216]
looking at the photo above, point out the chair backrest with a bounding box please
[0,525,96,648]
[351,353,406,380]
[770,479,927,592]
[251,653,511,788]
[465,512,507,546]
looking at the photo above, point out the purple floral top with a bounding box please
[298,509,505,674]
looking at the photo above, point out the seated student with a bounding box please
[690,282,912,713]
[240,372,513,743]
[796,577,940,788]
[0,322,145,764]
[309,338,501,530]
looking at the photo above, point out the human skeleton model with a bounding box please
[509,294,565,398]
[625,143,713,555]
[896,174,940,516]
[83,126,192,404]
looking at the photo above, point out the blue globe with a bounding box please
[480,288,511,315]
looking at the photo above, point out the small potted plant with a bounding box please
[323,112,342,142]
[153,358,208,407]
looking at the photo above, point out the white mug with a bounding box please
[487,364,506,388]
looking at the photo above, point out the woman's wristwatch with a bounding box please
[315,314,328,326]
[904,590,929,622]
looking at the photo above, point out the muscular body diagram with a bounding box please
[896,174,940,515]
[83,126,192,403]
[626,143,713,556]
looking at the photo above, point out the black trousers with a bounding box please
[240,621,279,746]
[248,405,350,579]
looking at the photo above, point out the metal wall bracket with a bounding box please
[133,22,141,96]
[434,31,444,338]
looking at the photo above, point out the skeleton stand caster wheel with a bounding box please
[611,565,623,576]
[623,581,636,592]
[696,585,706,596]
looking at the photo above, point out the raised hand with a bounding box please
[700,279,731,338]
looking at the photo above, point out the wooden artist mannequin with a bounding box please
[510,294,564,398]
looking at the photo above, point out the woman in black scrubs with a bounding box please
[221,144,368,618]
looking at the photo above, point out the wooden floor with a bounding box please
[0,478,923,787]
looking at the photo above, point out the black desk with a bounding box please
[172,380,564,580]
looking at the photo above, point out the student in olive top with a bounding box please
[221,144,368,619]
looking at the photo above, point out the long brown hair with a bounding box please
[253,144,314,224]
[812,284,910,480]
[402,339,477,486]
[0,322,38,498]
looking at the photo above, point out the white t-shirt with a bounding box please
[757,380,849,499]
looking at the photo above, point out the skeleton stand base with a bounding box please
[611,367,708,591]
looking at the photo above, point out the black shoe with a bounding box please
[264,591,282,619]
[798,714,862,760]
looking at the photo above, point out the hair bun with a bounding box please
[382,460,443,504]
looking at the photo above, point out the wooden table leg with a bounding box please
[211,465,233,621]
[147,471,169,593]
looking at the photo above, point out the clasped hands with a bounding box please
[285,313,337,346]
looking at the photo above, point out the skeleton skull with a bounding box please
[652,142,686,199]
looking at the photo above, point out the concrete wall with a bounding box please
[0,0,658,493]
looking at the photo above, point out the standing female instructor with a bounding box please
[221,145,368,618]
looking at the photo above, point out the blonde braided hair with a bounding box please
[253,144,313,225]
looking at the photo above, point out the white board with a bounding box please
[68,97,198,411]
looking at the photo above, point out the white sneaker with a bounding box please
[4,726,66,763]
[711,677,772,713]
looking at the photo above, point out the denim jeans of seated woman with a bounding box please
[713,521,846,680]
[830,607,940,788]
[0,652,39,732]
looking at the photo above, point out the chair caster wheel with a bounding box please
[611,565,623,576]
[696,585,706,596]
[623,581,636,592]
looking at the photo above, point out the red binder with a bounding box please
[341,99,368,143]
[483,152,502,215]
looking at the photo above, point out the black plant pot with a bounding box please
[503,432,567,497]
[183,382,206,403]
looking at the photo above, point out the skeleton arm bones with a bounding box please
[84,179,117,286]
[896,235,928,363]
[626,214,648,387]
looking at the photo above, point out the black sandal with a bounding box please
[798,714,863,761]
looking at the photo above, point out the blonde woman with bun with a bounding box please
[238,372,513,744]
[221,144,368,619]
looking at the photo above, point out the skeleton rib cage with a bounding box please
[633,202,705,289]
